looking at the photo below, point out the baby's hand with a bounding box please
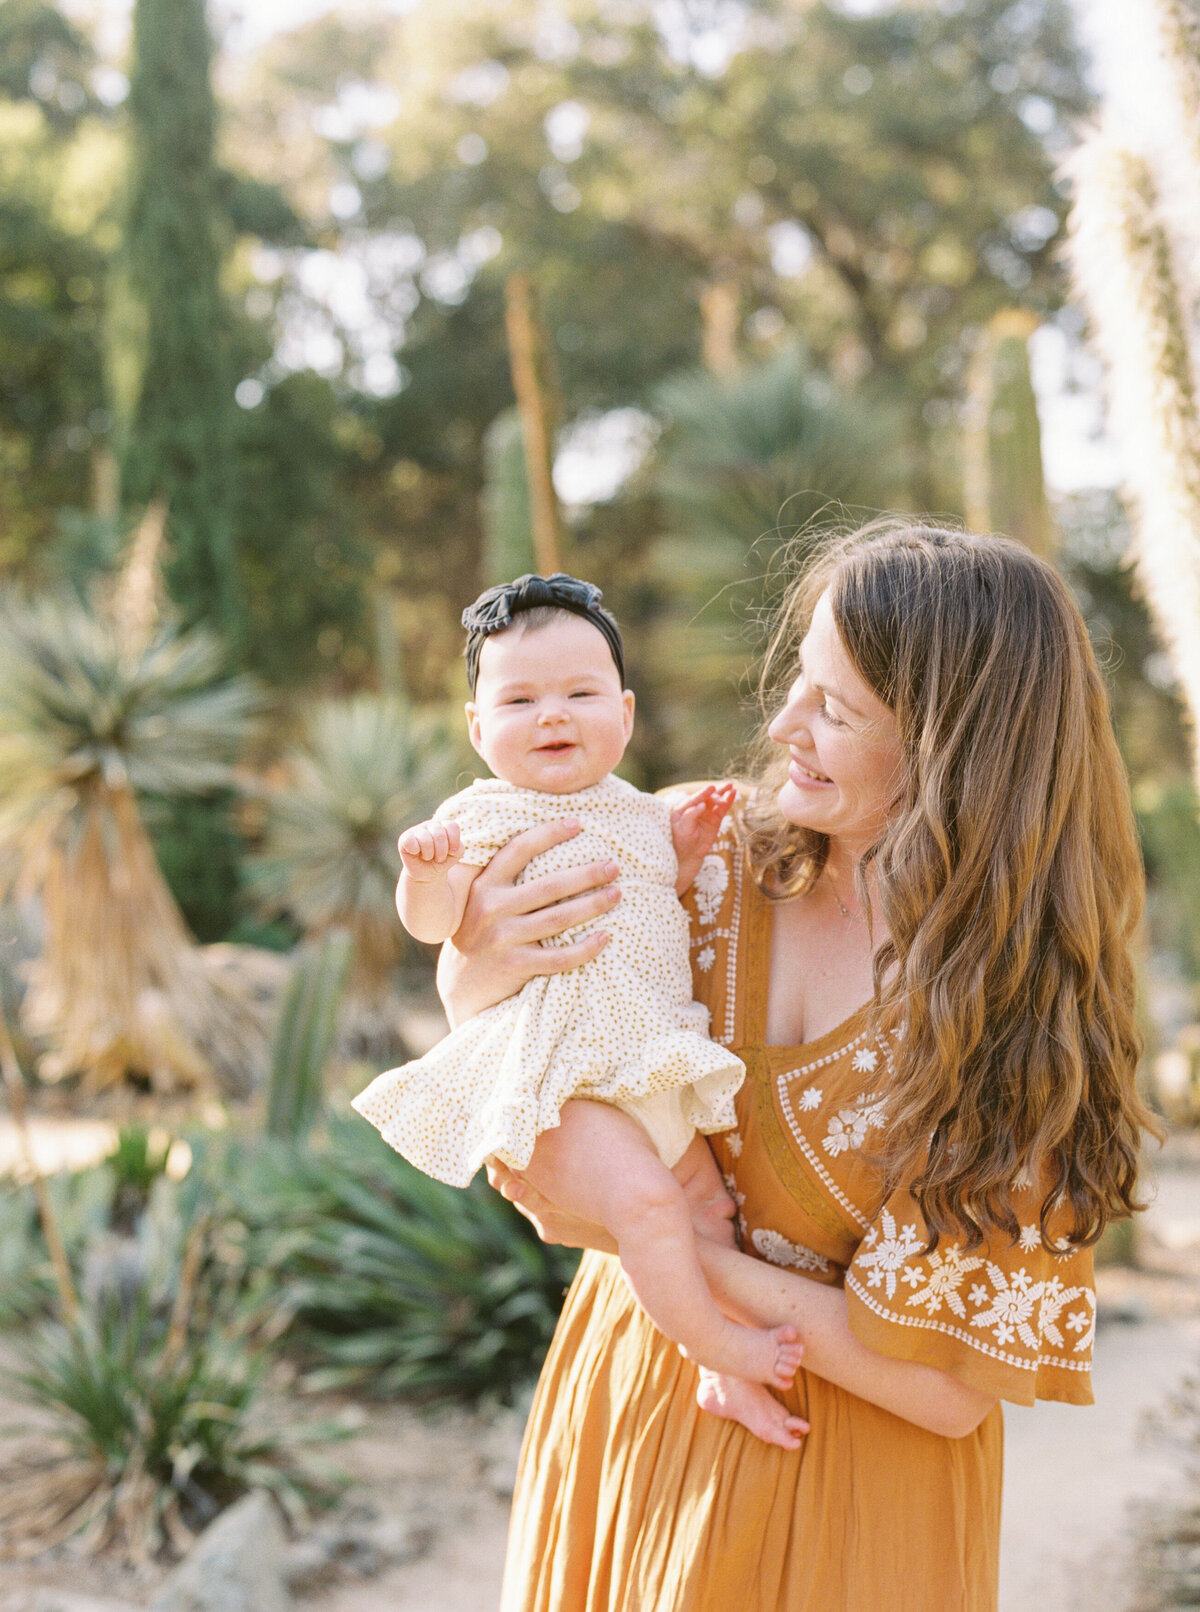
[672,782,737,894]
[399,819,463,883]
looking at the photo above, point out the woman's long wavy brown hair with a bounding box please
[742,520,1159,1249]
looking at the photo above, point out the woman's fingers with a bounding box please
[514,884,621,944]
[484,817,584,881]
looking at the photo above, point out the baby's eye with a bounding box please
[506,696,532,705]
[569,689,597,699]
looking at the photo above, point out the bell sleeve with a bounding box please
[844,1183,1097,1406]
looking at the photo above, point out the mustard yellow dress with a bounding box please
[501,826,1095,1612]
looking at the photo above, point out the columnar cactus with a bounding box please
[1066,3,1200,775]
[963,309,1056,561]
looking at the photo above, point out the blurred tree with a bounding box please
[115,0,241,637]
[0,1,112,569]
[226,0,1088,666]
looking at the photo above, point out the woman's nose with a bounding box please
[769,698,804,745]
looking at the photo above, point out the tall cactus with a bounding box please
[481,408,537,586]
[963,309,1056,560]
[1066,1,1200,779]
[266,928,354,1143]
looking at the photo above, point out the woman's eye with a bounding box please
[820,705,846,728]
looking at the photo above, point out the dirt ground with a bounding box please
[0,1130,1197,1610]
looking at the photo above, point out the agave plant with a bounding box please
[0,589,262,1091]
[249,694,465,1001]
[0,1237,339,1562]
[240,1114,579,1404]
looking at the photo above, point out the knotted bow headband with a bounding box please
[462,572,626,693]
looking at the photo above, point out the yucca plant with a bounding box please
[241,1115,579,1404]
[0,589,263,1092]
[249,695,465,1052]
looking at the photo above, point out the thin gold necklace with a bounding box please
[824,867,864,923]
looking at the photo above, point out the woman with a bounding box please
[438,523,1156,1612]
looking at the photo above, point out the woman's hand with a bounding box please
[486,1159,618,1254]
[436,818,621,1025]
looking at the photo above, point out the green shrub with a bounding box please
[241,1114,579,1403]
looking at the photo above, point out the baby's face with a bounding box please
[467,614,634,793]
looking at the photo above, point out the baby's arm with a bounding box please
[671,782,737,895]
[396,819,483,945]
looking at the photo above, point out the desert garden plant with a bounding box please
[0,587,262,1092]
[241,1114,579,1403]
[0,1215,341,1563]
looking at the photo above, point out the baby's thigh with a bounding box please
[672,1134,737,1241]
[526,1100,680,1231]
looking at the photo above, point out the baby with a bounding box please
[353,573,807,1441]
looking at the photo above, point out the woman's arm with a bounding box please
[696,1236,996,1439]
[437,818,622,1025]
[491,1163,993,1439]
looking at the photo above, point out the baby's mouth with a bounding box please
[537,741,575,752]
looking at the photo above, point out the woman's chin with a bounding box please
[777,780,828,828]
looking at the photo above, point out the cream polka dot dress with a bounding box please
[352,774,745,1187]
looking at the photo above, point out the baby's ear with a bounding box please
[465,701,483,754]
[622,687,635,739]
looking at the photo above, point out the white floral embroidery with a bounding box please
[691,855,730,924]
[751,1227,830,1274]
[853,1211,924,1299]
[725,1131,743,1157]
[1036,1275,1085,1350]
[723,1172,746,1208]
[899,1244,985,1319]
[851,1047,879,1074]
[696,944,716,972]
[798,1086,823,1111]
[1018,1224,1042,1253]
[969,1265,1044,1349]
[822,1095,887,1157]
[1065,1291,1097,1353]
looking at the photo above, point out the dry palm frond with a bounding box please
[0,592,264,1092]
[1066,131,1200,777]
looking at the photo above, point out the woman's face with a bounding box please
[768,588,903,854]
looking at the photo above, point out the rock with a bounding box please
[281,1538,337,1594]
[306,1502,432,1579]
[0,1597,143,1612]
[149,1491,291,1612]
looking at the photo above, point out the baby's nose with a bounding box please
[538,699,570,723]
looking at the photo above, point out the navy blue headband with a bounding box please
[462,573,625,693]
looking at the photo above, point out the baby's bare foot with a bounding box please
[696,1369,809,1450]
[771,1324,805,1390]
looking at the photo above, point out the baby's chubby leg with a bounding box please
[521,1101,803,1390]
[672,1134,810,1449]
